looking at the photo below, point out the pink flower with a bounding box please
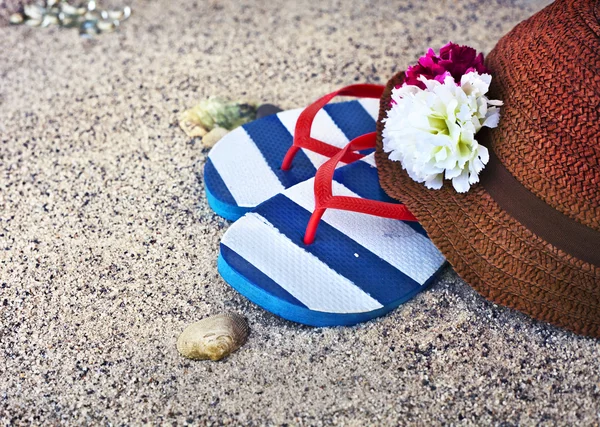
[402,42,488,89]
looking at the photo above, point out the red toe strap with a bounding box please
[281,84,385,171]
[303,133,418,245]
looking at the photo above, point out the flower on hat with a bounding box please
[382,70,502,193]
[404,42,488,89]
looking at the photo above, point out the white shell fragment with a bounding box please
[177,313,249,361]
[41,14,59,27]
[9,13,25,25]
[24,18,42,27]
[202,127,230,148]
[23,4,44,20]
[96,19,118,32]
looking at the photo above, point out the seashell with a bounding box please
[24,18,43,27]
[9,13,24,25]
[179,97,257,138]
[105,9,123,20]
[23,4,44,20]
[179,111,209,138]
[177,313,249,361]
[106,6,131,21]
[96,19,117,33]
[41,14,59,27]
[202,126,229,148]
[121,6,132,20]
[59,3,78,16]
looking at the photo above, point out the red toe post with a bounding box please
[303,132,418,245]
[280,84,385,171]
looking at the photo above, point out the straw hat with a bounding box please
[375,0,600,337]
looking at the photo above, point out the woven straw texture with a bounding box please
[375,0,600,337]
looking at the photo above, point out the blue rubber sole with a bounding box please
[218,251,447,327]
[205,181,249,221]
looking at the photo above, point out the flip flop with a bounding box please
[204,84,384,221]
[217,134,446,326]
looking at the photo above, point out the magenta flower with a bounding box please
[402,42,488,89]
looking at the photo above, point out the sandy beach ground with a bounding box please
[2,0,600,425]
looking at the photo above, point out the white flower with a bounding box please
[382,72,502,193]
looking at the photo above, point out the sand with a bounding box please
[2,0,599,425]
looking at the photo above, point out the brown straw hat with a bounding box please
[375,0,600,337]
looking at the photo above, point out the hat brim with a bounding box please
[375,72,600,337]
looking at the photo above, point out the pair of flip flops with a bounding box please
[204,85,446,326]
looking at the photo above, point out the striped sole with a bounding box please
[218,155,446,326]
[204,99,379,221]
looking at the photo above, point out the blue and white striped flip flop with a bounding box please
[217,144,446,326]
[204,85,384,221]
